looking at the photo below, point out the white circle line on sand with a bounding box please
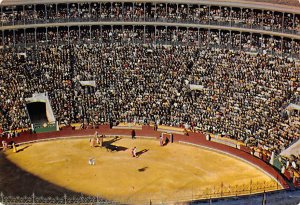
[178,141,284,190]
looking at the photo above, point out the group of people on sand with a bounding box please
[1,141,18,153]
[90,131,105,148]
[89,129,175,161]
[159,134,173,146]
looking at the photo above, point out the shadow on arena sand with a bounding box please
[0,152,94,198]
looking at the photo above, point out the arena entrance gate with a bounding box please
[25,93,58,133]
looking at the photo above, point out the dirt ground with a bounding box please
[2,137,279,204]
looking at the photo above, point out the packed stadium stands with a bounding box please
[0,0,300,196]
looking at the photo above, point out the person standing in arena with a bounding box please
[1,140,7,152]
[89,138,94,147]
[131,129,136,139]
[131,147,137,157]
[154,122,158,131]
[95,131,99,138]
[99,134,104,147]
[160,134,163,146]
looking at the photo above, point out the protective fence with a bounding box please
[0,180,282,205]
[0,193,116,205]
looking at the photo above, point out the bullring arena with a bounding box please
[0,128,284,204]
[1,0,300,204]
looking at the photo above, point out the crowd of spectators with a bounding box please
[276,106,300,183]
[1,2,300,34]
[1,27,300,160]
[2,26,300,59]
[0,3,300,181]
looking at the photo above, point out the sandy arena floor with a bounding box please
[3,137,279,204]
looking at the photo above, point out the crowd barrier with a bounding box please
[0,180,282,205]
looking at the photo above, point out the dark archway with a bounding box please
[26,102,48,124]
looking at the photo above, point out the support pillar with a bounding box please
[56,26,59,45]
[13,30,16,47]
[154,25,157,44]
[68,26,70,45]
[281,37,283,56]
[90,25,92,41]
[282,12,285,33]
[45,27,48,43]
[34,4,36,24]
[34,27,37,46]
[78,26,81,42]
[1,31,4,47]
[144,25,146,44]
[24,29,26,47]
[240,32,242,50]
